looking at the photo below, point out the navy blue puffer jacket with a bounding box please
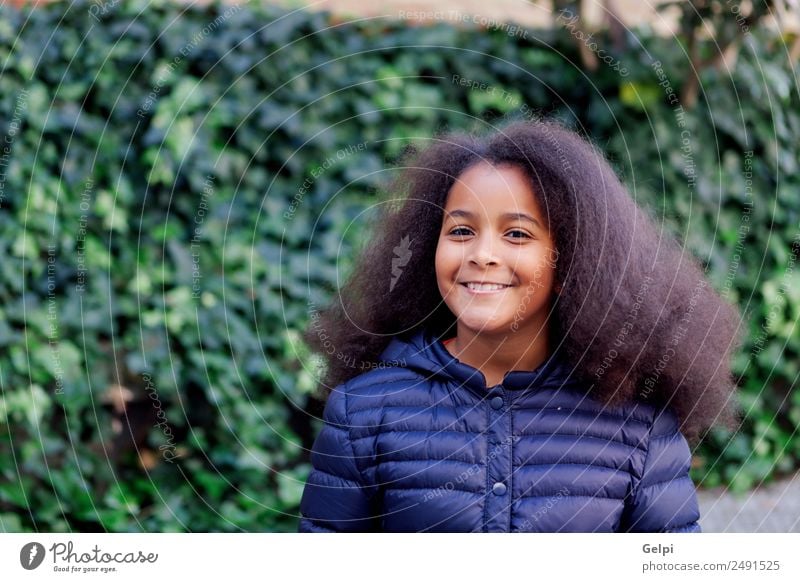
[299,328,701,532]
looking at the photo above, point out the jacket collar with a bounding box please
[378,327,575,399]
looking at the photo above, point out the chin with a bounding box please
[454,313,514,335]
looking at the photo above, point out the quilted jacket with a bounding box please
[298,327,701,533]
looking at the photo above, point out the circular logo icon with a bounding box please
[20,542,46,570]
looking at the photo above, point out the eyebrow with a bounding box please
[446,209,543,230]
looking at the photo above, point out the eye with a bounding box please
[448,227,473,236]
[507,230,533,239]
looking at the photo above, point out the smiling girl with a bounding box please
[434,161,561,388]
[298,119,743,533]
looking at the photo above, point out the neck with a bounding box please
[446,320,551,388]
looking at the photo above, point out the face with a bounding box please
[435,162,560,339]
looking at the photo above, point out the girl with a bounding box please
[298,119,743,532]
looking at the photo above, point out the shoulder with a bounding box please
[550,383,659,429]
[619,400,691,478]
[346,362,430,394]
[619,398,684,441]
[622,400,686,448]
[588,398,691,486]
[326,364,433,422]
[553,385,685,451]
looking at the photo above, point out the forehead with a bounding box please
[444,162,542,216]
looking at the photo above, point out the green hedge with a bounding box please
[0,0,797,531]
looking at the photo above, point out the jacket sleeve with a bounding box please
[298,384,380,532]
[622,407,702,533]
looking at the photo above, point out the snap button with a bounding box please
[490,396,504,410]
[492,482,507,495]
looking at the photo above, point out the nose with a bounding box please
[469,234,499,267]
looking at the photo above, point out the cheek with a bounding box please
[435,242,465,302]
[434,241,449,291]
[435,240,460,278]
[524,253,557,288]
[434,240,445,278]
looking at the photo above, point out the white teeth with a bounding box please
[466,283,509,291]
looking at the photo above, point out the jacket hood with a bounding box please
[378,327,576,397]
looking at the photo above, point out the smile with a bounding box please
[460,282,513,294]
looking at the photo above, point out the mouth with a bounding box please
[459,282,514,294]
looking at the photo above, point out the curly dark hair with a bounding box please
[302,118,744,445]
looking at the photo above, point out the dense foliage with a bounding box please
[0,0,797,531]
